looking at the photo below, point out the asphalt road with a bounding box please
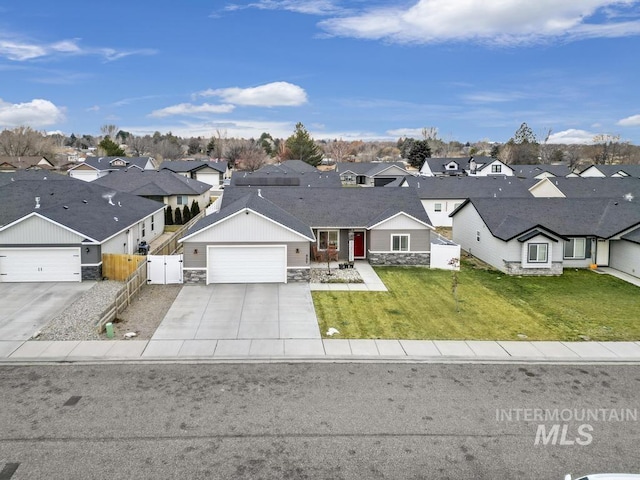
[0,363,638,479]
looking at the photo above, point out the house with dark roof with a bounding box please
[179,186,436,284]
[335,162,409,186]
[512,164,573,179]
[0,171,165,282]
[67,156,157,182]
[230,169,341,188]
[420,156,514,177]
[92,169,211,212]
[159,160,230,190]
[401,176,532,226]
[0,156,56,172]
[450,197,640,276]
[528,177,640,199]
[579,164,640,178]
[253,160,319,175]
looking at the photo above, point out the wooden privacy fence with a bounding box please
[96,259,148,333]
[102,253,146,281]
[149,211,205,256]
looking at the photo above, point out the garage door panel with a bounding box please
[207,246,286,284]
[0,248,81,282]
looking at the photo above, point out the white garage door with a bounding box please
[0,248,81,282]
[207,245,286,284]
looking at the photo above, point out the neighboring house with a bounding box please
[256,160,319,174]
[401,176,532,227]
[335,162,409,186]
[180,186,434,284]
[0,156,56,172]
[230,170,342,188]
[160,160,230,189]
[512,164,573,179]
[579,164,640,178]
[420,158,467,177]
[67,156,158,182]
[0,171,165,282]
[92,169,211,212]
[466,157,514,177]
[528,177,640,199]
[451,197,640,276]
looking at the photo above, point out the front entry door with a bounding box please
[354,231,365,258]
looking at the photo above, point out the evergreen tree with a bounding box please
[190,200,200,217]
[182,205,191,223]
[284,122,323,166]
[165,206,173,226]
[407,140,431,169]
[490,144,500,158]
[98,136,126,156]
[174,207,183,225]
[206,138,216,157]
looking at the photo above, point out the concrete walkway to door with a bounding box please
[152,283,321,341]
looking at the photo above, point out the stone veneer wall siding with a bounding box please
[287,268,311,283]
[503,261,563,276]
[368,252,430,266]
[184,269,207,284]
[82,265,102,281]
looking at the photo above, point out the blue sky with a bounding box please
[1,0,640,144]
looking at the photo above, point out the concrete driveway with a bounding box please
[0,282,95,340]
[152,283,321,340]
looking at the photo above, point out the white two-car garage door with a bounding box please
[0,248,81,282]
[207,245,286,284]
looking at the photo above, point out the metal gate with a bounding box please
[147,255,183,284]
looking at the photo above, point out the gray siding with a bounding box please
[182,241,309,269]
[0,215,84,244]
[610,240,640,278]
[369,229,430,252]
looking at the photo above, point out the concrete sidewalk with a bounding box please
[2,338,640,363]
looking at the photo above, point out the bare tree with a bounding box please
[213,129,227,160]
[356,143,379,162]
[128,135,154,157]
[237,144,268,171]
[100,124,119,140]
[538,128,553,164]
[592,134,622,164]
[323,139,351,163]
[0,126,55,157]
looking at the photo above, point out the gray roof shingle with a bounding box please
[403,175,532,199]
[160,160,228,174]
[230,170,341,187]
[93,169,211,196]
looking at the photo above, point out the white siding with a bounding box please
[184,210,310,243]
[452,204,521,272]
[473,160,514,177]
[420,199,464,227]
[195,171,222,188]
[529,179,566,198]
[610,240,640,278]
[0,215,85,244]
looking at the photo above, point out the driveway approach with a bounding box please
[0,282,95,341]
[152,283,321,340]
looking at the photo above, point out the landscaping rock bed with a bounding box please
[311,266,363,283]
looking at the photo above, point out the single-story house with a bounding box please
[256,160,320,174]
[451,197,640,276]
[179,186,434,284]
[512,164,573,179]
[230,170,342,188]
[335,162,409,186]
[578,164,640,178]
[420,156,514,177]
[159,160,230,189]
[0,171,165,282]
[0,156,56,172]
[92,169,211,212]
[401,176,532,227]
[528,177,640,199]
[68,156,158,182]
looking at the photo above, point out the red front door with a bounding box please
[354,231,365,257]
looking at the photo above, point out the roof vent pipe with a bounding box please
[35,197,40,209]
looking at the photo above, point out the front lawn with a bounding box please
[312,263,640,341]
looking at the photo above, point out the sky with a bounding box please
[1,0,640,145]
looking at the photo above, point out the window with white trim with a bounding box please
[177,195,188,205]
[491,164,502,173]
[151,215,155,231]
[318,230,339,250]
[142,222,146,237]
[476,230,480,242]
[528,243,548,263]
[564,238,586,259]
[434,203,442,212]
[391,234,409,252]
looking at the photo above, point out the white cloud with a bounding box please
[0,98,65,127]
[318,0,640,46]
[196,81,307,107]
[617,114,640,126]
[0,35,156,62]
[224,0,344,16]
[386,128,425,137]
[123,119,297,139]
[547,129,597,144]
[149,103,236,118]
[462,91,529,103]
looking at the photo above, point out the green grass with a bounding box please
[312,262,640,341]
